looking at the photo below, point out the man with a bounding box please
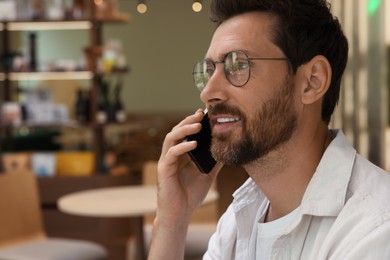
[148,0,390,259]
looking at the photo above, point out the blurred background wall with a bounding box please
[330,0,388,168]
[31,0,215,114]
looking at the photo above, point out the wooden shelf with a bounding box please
[0,20,92,31]
[0,71,93,81]
[0,16,130,32]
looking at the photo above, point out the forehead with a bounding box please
[206,12,281,59]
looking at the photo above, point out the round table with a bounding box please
[57,185,219,260]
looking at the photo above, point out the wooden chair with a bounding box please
[0,169,108,260]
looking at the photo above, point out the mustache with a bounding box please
[208,104,244,118]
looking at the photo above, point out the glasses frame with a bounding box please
[192,50,289,91]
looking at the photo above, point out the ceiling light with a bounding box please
[137,0,148,14]
[192,0,202,12]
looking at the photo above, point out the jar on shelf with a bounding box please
[45,0,64,20]
[32,0,45,20]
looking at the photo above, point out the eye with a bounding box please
[204,61,215,77]
[237,60,249,70]
[225,51,249,73]
[229,59,248,73]
[205,68,214,76]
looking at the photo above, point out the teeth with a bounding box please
[217,117,240,123]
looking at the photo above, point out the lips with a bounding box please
[210,115,241,134]
[208,105,243,130]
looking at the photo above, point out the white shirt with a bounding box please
[204,130,390,260]
[256,204,301,259]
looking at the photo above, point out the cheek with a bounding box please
[239,84,277,114]
[249,71,286,99]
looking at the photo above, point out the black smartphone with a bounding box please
[187,111,217,173]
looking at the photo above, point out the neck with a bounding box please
[244,126,333,222]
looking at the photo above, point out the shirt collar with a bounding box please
[232,177,265,213]
[300,129,356,216]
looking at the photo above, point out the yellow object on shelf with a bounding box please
[56,152,94,176]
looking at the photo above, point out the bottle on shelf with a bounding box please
[17,86,28,122]
[96,78,109,124]
[75,88,90,123]
[32,0,45,20]
[107,80,116,123]
[17,0,33,21]
[28,33,37,71]
[46,0,64,20]
[64,0,86,20]
[84,89,91,122]
[105,77,124,123]
[73,0,85,20]
[113,78,126,123]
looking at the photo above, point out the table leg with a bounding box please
[133,216,146,260]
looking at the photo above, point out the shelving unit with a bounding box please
[0,4,130,173]
[0,3,134,259]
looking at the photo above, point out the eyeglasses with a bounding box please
[192,50,289,92]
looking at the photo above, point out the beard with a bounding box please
[210,77,297,166]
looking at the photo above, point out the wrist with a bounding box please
[152,214,191,233]
[148,217,189,260]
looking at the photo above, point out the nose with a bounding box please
[200,63,228,108]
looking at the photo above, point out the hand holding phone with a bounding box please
[187,110,217,173]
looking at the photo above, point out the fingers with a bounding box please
[161,110,204,156]
[172,109,204,131]
[162,140,196,168]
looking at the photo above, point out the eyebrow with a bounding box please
[203,53,223,61]
[205,49,249,61]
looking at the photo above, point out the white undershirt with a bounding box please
[255,202,300,259]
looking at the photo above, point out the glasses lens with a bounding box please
[193,59,214,92]
[224,51,250,87]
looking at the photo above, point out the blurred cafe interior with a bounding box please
[0,0,389,259]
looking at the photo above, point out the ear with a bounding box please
[300,55,332,105]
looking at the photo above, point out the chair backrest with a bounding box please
[0,170,46,248]
[142,160,158,185]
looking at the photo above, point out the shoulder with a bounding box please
[348,154,390,212]
[322,156,390,258]
[336,155,390,246]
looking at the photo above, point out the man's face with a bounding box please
[209,76,297,166]
[200,12,298,166]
